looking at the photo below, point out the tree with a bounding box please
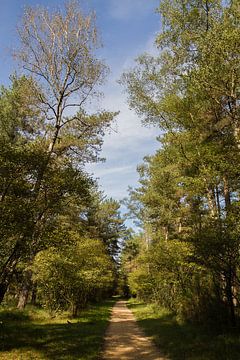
[15,1,115,158]
[0,1,117,303]
[86,197,127,258]
[122,0,240,326]
[32,236,114,316]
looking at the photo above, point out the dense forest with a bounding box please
[1,0,240,337]
[121,0,240,328]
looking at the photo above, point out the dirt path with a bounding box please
[102,300,166,360]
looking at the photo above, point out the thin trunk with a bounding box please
[31,283,37,305]
[17,271,32,310]
[225,270,236,327]
[206,186,217,217]
[223,175,231,212]
[163,226,169,241]
[216,185,221,219]
[204,0,210,31]
[178,220,182,234]
[222,176,236,326]
[33,124,60,196]
[233,124,240,150]
[228,93,240,149]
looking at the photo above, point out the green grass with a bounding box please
[0,300,114,360]
[128,299,240,360]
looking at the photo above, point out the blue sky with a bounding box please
[0,0,161,224]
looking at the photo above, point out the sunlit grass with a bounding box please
[128,299,240,360]
[0,300,114,360]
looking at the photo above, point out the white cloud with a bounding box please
[86,32,161,201]
[90,164,133,178]
[108,0,158,20]
[86,90,159,200]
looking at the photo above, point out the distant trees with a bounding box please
[0,1,122,310]
[86,197,127,258]
[122,0,240,326]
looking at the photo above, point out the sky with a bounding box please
[0,0,161,226]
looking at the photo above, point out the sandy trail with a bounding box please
[102,300,166,360]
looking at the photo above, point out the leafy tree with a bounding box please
[85,196,127,258]
[32,236,114,316]
[122,0,240,326]
[0,1,118,303]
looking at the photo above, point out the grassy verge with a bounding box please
[0,300,114,360]
[128,299,240,360]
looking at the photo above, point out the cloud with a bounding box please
[108,0,158,20]
[90,164,133,178]
[86,88,160,200]
[86,31,161,202]
[87,161,140,200]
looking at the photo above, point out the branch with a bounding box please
[37,92,58,118]
[60,115,90,129]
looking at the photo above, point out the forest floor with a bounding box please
[102,300,165,360]
[0,300,114,359]
[128,299,240,360]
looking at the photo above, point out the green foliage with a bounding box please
[88,198,127,258]
[122,0,240,326]
[126,238,216,321]
[0,300,114,359]
[0,1,121,307]
[32,237,114,314]
[128,300,240,360]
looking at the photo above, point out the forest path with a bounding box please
[102,300,166,360]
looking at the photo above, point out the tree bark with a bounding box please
[0,242,22,303]
[216,185,221,220]
[225,270,236,327]
[17,271,32,310]
[31,283,37,305]
[0,283,8,303]
[17,288,29,310]
[206,186,217,217]
[223,175,231,212]
[71,303,79,318]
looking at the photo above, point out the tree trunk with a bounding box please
[215,185,222,221]
[225,270,236,327]
[223,175,231,211]
[17,271,32,310]
[163,226,169,241]
[71,303,79,318]
[17,288,29,310]
[0,283,8,303]
[31,283,37,305]
[0,243,22,303]
[206,186,217,217]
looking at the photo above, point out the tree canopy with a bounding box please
[0,1,123,313]
[121,0,240,326]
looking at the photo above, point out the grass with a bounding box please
[128,299,240,360]
[0,300,114,360]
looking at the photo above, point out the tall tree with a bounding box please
[122,0,240,325]
[0,1,117,302]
